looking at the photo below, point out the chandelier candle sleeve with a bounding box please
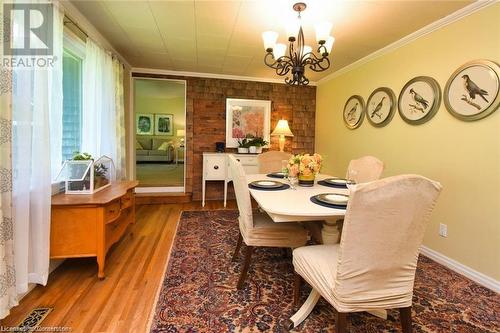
[262,2,334,85]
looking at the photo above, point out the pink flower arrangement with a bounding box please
[285,153,322,178]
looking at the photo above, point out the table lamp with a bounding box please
[176,129,185,146]
[271,119,293,152]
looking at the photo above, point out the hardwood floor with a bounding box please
[0,200,237,333]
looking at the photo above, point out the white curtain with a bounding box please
[11,2,63,294]
[82,40,126,179]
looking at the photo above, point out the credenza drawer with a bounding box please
[120,190,134,209]
[104,200,121,223]
[204,155,227,180]
[234,155,258,165]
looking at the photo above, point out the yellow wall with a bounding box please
[316,4,500,280]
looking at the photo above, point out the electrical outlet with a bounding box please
[439,223,448,237]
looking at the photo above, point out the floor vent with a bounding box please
[15,307,53,332]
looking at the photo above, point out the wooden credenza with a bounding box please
[50,181,139,279]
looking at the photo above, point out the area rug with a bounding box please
[150,210,500,332]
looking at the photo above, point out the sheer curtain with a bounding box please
[82,40,126,178]
[11,3,63,294]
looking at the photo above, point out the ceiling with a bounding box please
[70,0,473,82]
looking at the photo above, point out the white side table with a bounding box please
[202,152,259,207]
[175,146,185,165]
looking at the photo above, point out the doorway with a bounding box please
[133,78,186,192]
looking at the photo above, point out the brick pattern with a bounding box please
[132,73,316,201]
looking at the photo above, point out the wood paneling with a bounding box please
[0,201,237,332]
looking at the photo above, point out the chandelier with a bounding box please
[262,2,334,86]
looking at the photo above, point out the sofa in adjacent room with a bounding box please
[136,138,174,163]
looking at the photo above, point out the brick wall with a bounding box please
[132,73,316,201]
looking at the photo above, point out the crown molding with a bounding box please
[317,0,497,85]
[420,245,500,293]
[131,67,318,86]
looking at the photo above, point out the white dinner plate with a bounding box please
[316,193,349,205]
[250,180,284,189]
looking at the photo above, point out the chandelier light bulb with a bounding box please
[262,31,279,52]
[315,21,333,44]
[303,45,312,59]
[274,43,287,59]
[324,36,335,54]
[285,18,301,40]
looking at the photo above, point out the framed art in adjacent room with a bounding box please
[225,98,271,148]
[154,114,173,136]
[136,113,154,135]
[366,87,397,127]
[343,95,365,129]
[398,76,441,125]
[444,60,500,121]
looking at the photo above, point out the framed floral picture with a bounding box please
[398,76,441,125]
[444,60,500,121]
[366,87,396,127]
[225,98,271,148]
[154,114,173,136]
[343,95,365,129]
[136,113,154,135]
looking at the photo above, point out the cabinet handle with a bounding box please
[214,165,219,170]
[236,159,240,162]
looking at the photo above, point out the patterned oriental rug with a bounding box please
[150,210,500,332]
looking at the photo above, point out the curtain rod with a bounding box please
[63,15,88,38]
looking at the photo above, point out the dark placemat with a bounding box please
[317,180,348,188]
[249,184,290,191]
[310,196,347,209]
[266,173,285,179]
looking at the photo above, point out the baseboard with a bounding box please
[420,245,499,293]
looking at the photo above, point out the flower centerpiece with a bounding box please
[285,153,323,186]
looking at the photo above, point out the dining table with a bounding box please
[246,173,387,328]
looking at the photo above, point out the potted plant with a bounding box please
[285,153,323,186]
[237,137,249,154]
[247,137,269,154]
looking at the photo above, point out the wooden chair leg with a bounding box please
[237,246,254,289]
[232,233,243,262]
[293,273,302,307]
[336,312,348,333]
[399,306,413,333]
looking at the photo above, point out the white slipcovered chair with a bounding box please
[292,175,442,332]
[346,155,384,183]
[228,155,308,289]
[257,151,292,174]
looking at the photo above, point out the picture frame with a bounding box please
[444,60,500,121]
[398,76,441,125]
[154,114,174,136]
[366,87,396,127]
[343,95,365,129]
[225,98,271,148]
[136,113,154,135]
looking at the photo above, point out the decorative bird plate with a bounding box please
[398,76,441,125]
[444,60,500,121]
[366,87,397,127]
[343,95,365,129]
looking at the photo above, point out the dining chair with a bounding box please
[346,155,384,183]
[292,175,442,332]
[228,155,308,289]
[257,151,292,174]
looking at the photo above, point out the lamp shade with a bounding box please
[315,21,332,43]
[176,129,185,137]
[271,119,294,137]
[324,36,335,53]
[262,31,278,51]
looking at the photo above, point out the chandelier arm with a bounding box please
[304,53,331,72]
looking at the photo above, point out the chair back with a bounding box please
[228,155,254,237]
[346,156,384,183]
[258,151,292,174]
[335,175,442,306]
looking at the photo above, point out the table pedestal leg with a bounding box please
[289,289,321,329]
[321,219,341,245]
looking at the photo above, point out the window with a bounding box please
[62,49,83,161]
